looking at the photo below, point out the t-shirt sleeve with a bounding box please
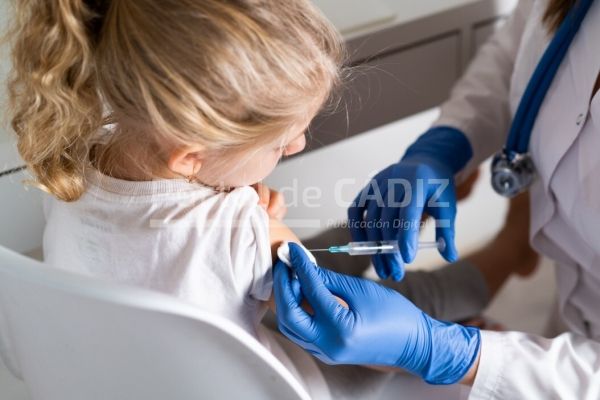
[247,205,273,301]
[227,188,273,302]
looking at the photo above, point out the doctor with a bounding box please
[274,0,600,397]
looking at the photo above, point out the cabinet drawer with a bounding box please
[309,34,460,149]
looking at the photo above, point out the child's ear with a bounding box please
[167,145,205,177]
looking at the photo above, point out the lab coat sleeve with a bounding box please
[433,0,534,178]
[470,331,600,399]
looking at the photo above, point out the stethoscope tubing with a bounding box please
[506,0,595,157]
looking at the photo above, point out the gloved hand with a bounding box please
[274,243,481,385]
[348,127,473,281]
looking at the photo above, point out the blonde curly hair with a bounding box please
[8,0,344,201]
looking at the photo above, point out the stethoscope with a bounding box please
[492,0,595,198]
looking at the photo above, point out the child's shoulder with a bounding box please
[221,186,260,203]
[74,172,268,229]
[210,186,268,226]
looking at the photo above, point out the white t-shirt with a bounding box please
[43,169,272,336]
[43,169,331,398]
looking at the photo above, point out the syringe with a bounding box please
[309,238,446,256]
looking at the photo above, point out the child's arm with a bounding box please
[269,217,301,260]
[268,217,395,373]
[252,184,347,310]
[267,218,304,312]
[268,217,348,311]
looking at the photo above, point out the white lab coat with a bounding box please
[435,0,600,398]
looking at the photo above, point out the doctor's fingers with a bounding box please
[427,189,458,263]
[312,265,391,316]
[347,184,373,243]
[380,205,405,281]
[273,262,319,342]
[290,252,347,322]
[364,187,393,280]
[395,196,425,265]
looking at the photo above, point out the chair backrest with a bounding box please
[0,142,45,254]
[0,246,310,400]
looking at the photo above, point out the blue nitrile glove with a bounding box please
[274,243,480,385]
[348,127,472,281]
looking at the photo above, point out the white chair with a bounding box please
[0,143,45,256]
[0,246,311,400]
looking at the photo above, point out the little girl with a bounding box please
[9,0,343,396]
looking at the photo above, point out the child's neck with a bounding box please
[91,141,174,182]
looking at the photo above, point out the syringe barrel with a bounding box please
[346,241,399,256]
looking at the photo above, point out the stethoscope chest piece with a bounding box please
[489,0,594,198]
[491,151,536,198]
